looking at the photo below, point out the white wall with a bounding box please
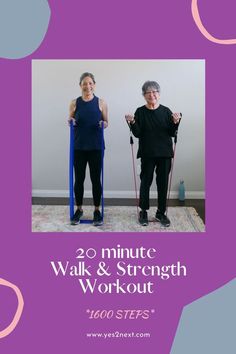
[32,60,205,199]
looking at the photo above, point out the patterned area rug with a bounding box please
[32,206,205,232]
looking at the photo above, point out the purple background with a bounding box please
[1,1,236,353]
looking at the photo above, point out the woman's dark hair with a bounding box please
[79,72,96,84]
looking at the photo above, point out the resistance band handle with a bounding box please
[125,119,134,145]
[174,113,182,144]
[126,119,133,130]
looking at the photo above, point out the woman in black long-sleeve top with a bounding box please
[125,81,181,227]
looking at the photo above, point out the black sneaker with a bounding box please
[71,209,83,225]
[139,210,148,226]
[93,210,103,226]
[155,210,170,227]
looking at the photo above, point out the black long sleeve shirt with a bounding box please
[130,104,179,158]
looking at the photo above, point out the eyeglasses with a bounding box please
[144,90,159,95]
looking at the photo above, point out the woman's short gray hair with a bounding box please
[142,81,160,95]
[79,72,96,84]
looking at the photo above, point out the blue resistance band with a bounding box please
[69,121,105,224]
[69,121,74,221]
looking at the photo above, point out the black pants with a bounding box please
[139,157,172,213]
[74,150,102,207]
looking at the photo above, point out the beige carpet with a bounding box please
[32,205,205,232]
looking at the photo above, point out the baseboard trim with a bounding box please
[32,189,205,199]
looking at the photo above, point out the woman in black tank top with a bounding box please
[68,72,108,226]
